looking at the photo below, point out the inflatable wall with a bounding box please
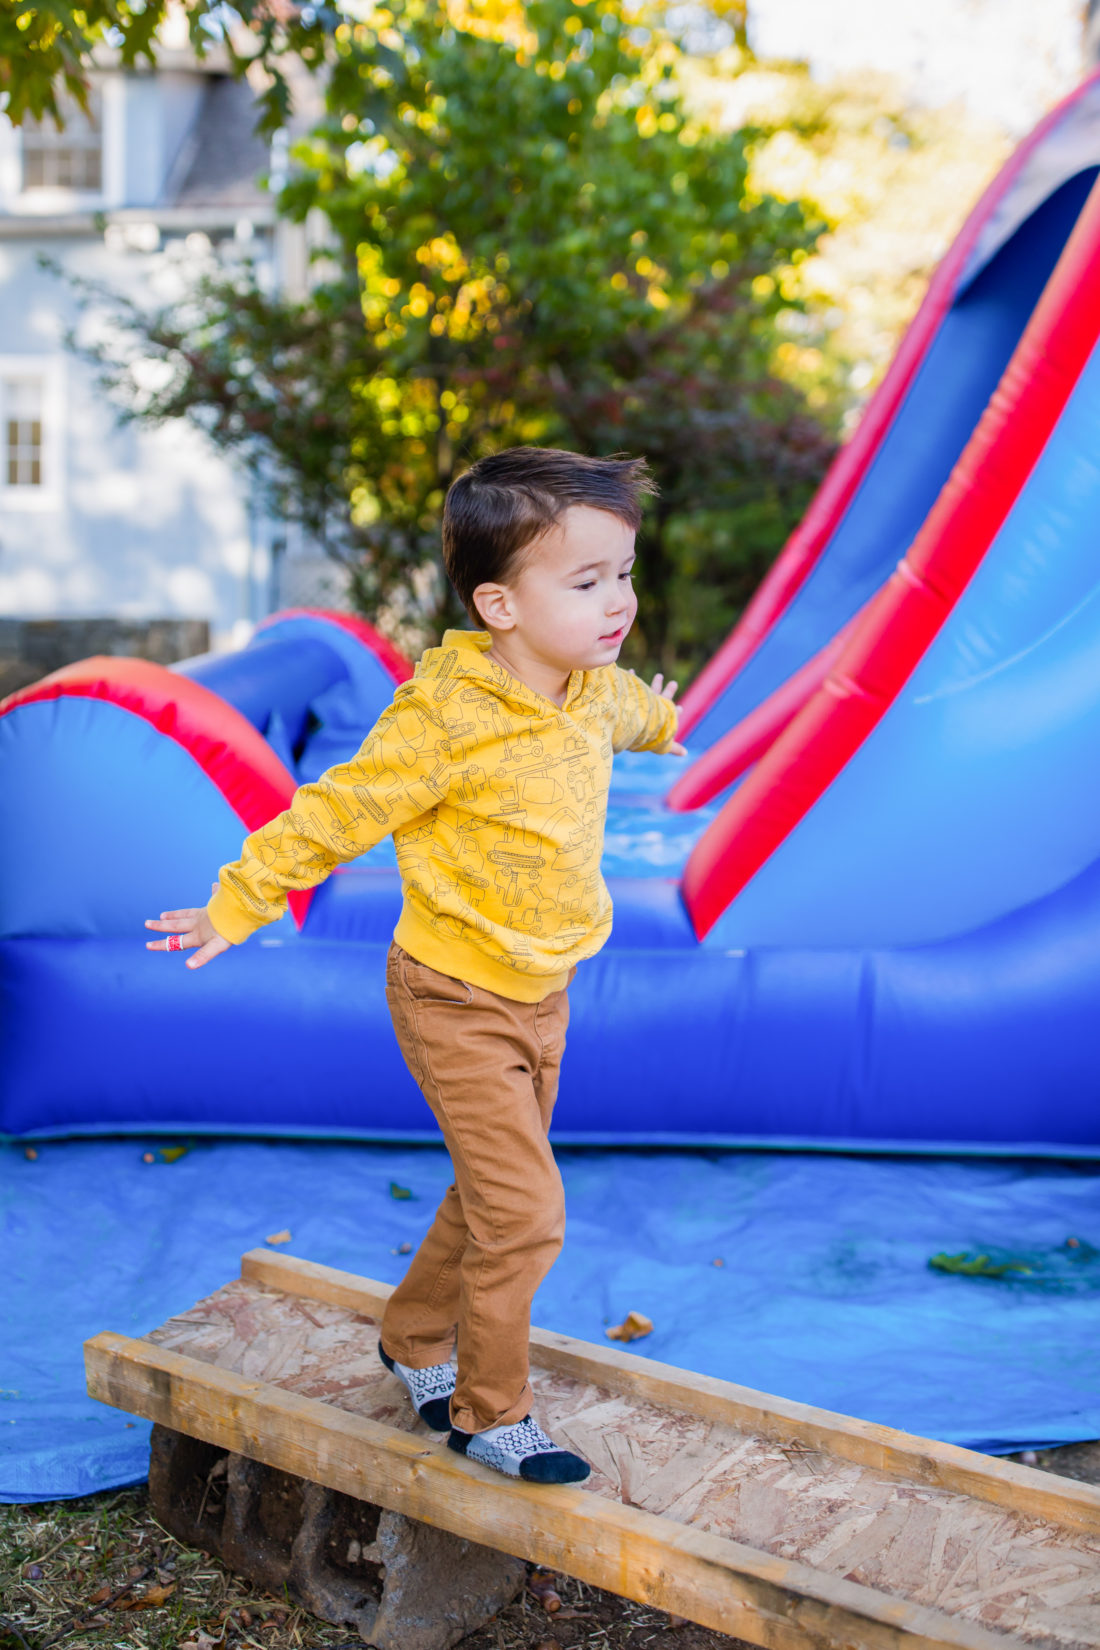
[6,77,1100,1152]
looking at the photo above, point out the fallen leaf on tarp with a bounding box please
[389,1181,412,1200]
[391,1241,412,1255]
[712,1257,724,1267]
[23,1147,37,1161]
[929,1251,1031,1278]
[158,1145,188,1163]
[265,1229,292,1245]
[605,1310,653,1342]
[117,1581,177,1610]
[142,1152,155,1163]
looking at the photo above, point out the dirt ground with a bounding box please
[2,1442,1097,1650]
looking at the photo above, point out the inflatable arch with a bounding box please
[6,78,1100,1151]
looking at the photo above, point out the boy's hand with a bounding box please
[145,884,232,970]
[649,671,687,757]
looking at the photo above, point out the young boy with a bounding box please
[146,447,685,1485]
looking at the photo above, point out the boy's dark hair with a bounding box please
[442,447,656,623]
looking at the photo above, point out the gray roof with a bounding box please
[167,75,270,209]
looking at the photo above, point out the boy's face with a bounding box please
[473,505,638,675]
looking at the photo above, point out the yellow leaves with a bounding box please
[646,284,669,310]
[350,486,382,526]
[374,376,402,412]
[415,234,468,283]
[710,258,729,279]
[635,104,658,139]
[548,60,567,80]
[444,0,537,54]
[265,1229,292,1245]
[429,313,448,335]
[610,271,629,291]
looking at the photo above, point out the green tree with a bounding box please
[1,0,324,131]
[65,0,834,671]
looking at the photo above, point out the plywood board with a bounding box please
[86,1255,1100,1650]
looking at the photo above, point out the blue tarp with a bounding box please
[4,1139,1098,1502]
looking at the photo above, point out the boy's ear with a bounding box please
[471,582,516,630]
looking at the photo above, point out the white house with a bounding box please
[0,44,345,653]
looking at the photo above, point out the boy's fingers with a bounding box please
[665,679,679,699]
[147,930,197,957]
[669,741,687,756]
[187,937,227,970]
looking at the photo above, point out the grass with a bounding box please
[4,1444,1096,1650]
[0,1484,747,1650]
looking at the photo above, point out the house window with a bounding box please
[21,89,103,192]
[4,378,44,487]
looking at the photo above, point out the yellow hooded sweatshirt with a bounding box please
[207,628,679,1001]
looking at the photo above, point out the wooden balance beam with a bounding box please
[85,1249,1100,1650]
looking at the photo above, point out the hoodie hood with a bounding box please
[413,628,577,719]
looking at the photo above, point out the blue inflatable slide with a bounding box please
[6,75,1100,1153]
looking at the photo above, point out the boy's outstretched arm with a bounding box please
[611,666,686,756]
[647,672,687,756]
[144,691,445,970]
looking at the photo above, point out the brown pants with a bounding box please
[380,943,573,1434]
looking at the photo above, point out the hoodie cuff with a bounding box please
[207,884,267,945]
[650,698,680,752]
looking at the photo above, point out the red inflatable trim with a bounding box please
[258,607,414,683]
[682,175,1100,938]
[666,617,856,811]
[0,657,313,930]
[676,72,1100,739]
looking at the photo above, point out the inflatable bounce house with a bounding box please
[6,75,1100,1153]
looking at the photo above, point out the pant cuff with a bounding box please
[450,1383,533,1436]
[379,1333,457,1368]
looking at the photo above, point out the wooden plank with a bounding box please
[240,1248,1100,1537]
[85,1329,1028,1650]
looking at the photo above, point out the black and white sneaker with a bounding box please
[448,1415,591,1484]
[378,1342,456,1431]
